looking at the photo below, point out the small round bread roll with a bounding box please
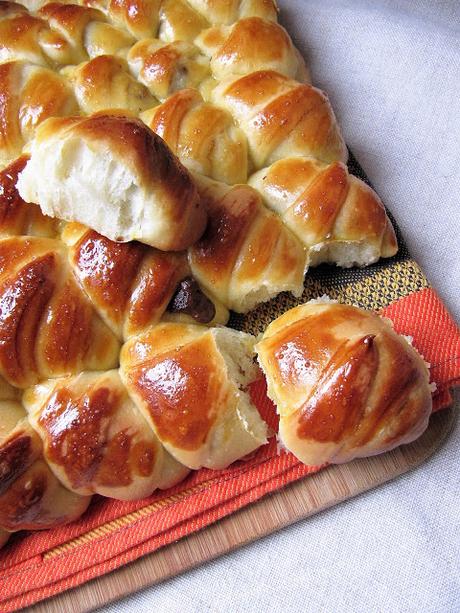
[16,113,207,251]
[256,301,432,465]
[120,322,268,470]
[23,370,189,500]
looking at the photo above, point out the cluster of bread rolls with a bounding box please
[0,0,433,549]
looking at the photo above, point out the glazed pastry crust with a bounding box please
[256,302,432,465]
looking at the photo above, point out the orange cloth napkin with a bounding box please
[0,287,458,612]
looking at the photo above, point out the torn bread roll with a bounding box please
[23,370,189,500]
[188,177,308,313]
[249,157,398,267]
[256,301,432,465]
[120,322,268,470]
[16,113,207,251]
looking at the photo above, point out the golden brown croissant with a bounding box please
[141,88,248,184]
[62,222,228,338]
[16,113,207,251]
[188,178,307,313]
[0,59,78,167]
[0,156,60,238]
[249,157,398,267]
[127,38,209,101]
[120,322,268,469]
[211,70,347,169]
[196,16,309,82]
[256,301,432,465]
[0,384,91,535]
[0,1,134,68]
[62,54,156,114]
[23,370,189,499]
[0,235,120,388]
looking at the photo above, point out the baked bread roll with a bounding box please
[0,2,134,68]
[249,158,398,267]
[142,88,248,184]
[0,2,50,66]
[62,222,228,338]
[0,236,119,388]
[23,370,189,500]
[186,0,278,25]
[0,393,90,534]
[0,156,60,238]
[63,54,156,114]
[157,0,209,42]
[211,70,347,169]
[127,39,209,101]
[84,0,161,40]
[256,301,432,465]
[188,178,307,313]
[16,114,207,251]
[0,59,78,167]
[86,0,209,42]
[120,322,268,469]
[196,17,309,82]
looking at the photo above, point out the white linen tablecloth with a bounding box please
[103,2,460,611]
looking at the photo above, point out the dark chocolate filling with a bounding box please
[167,277,216,324]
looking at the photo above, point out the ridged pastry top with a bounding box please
[249,157,398,262]
[0,236,119,387]
[63,223,218,338]
[0,156,59,237]
[143,88,248,184]
[212,70,347,168]
[188,180,307,312]
[196,17,309,81]
[256,302,432,465]
[121,322,267,469]
[24,370,189,499]
[63,55,156,114]
[127,39,209,101]
[0,398,90,530]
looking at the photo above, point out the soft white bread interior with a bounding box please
[120,322,268,470]
[256,300,432,466]
[16,113,207,251]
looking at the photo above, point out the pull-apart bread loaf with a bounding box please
[16,114,207,250]
[0,0,419,549]
[121,323,268,470]
[256,302,432,466]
